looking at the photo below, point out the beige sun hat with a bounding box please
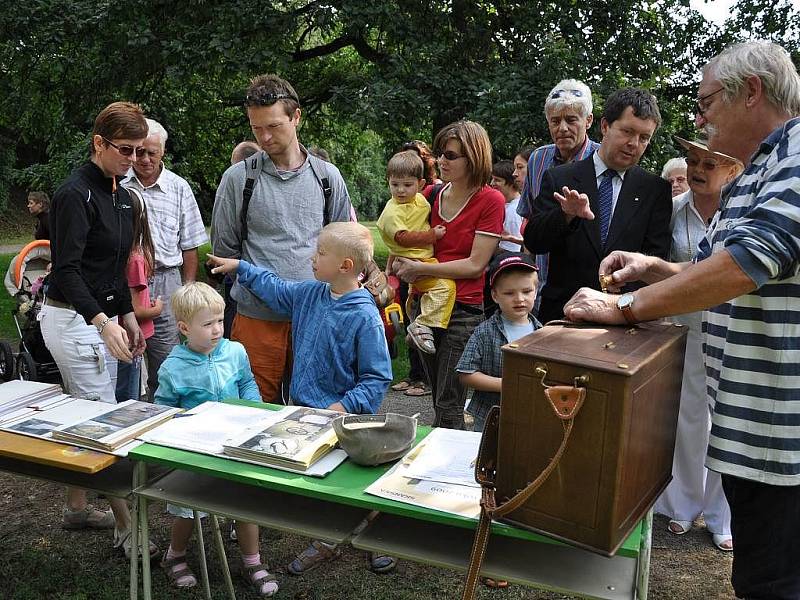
[674,136,743,169]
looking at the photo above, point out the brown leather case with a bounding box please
[497,321,687,555]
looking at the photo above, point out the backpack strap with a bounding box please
[241,151,335,237]
[307,154,334,225]
[241,152,264,243]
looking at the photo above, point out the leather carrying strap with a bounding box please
[461,386,586,600]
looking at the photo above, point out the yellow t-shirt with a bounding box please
[376,193,433,259]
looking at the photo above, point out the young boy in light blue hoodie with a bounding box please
[208,221,392,415]
[154,282,277,597]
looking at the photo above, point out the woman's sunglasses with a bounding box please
[438,151,465,161]
[102,137,146,158]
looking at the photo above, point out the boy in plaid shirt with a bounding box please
[456,252,542,431]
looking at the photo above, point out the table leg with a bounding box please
[195,511,212,600]
[129,460,144,600]
[635,509,653,600]
[210,515,236,600]
[138,462,153,600]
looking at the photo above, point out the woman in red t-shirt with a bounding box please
[394,121,505,430]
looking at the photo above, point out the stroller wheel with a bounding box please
[0,341,14,382]
[16,352,37,381]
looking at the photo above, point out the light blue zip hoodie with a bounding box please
[236,260,392,414]
[154,338,260,410]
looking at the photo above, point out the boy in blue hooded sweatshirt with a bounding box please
[154,281,278,597]
[207,221,392,415]
[208,221,395,576]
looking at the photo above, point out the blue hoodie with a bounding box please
[236,260,392,414]
[154,338,260,410]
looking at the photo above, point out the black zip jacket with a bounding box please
[47,161,134,323]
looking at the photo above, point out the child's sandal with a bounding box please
[242,563,279,597]
[160,553,197,588]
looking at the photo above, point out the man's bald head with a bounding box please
[231,141,261,165]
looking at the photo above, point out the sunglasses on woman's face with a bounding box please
[438,150,465,161]
[686,156,723,171]
[102,137,146,158]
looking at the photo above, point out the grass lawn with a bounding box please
[0,253,18,341]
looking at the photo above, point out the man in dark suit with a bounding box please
[524,88,672,323]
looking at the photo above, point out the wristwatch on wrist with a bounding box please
[617,293,637,325]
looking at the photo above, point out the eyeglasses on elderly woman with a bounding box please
[686,155,731,171]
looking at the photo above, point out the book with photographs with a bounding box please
[50,400,181,451]
[222,406,340,471]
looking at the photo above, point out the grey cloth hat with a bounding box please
[333,413,417,466]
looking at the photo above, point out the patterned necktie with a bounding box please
[598,169,616,247]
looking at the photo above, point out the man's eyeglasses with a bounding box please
[245,92,299,106]
[551,89,584,99]
[102,137,146,158]
[695,87,724,116]
[438,150,465,161]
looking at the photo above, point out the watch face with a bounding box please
[618,293,634,309]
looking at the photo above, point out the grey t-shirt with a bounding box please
[211,150,352,321]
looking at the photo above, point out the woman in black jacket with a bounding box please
[41,101,154,557]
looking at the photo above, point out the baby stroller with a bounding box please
[1,240,61,383]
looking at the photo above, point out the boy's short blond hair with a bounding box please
[171,281,225,323]
[319,222,374,273]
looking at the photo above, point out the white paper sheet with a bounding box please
[401,427,482,487]
[365,436,481,519]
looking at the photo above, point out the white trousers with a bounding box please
[654,323,731,536]
[40,304,117,403]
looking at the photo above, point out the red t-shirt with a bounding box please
[126,252,155,339]
[427,184,505,304]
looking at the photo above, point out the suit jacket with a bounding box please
[524,155,672,323]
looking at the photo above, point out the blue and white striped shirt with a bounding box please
[697,117,800,485]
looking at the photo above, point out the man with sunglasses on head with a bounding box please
[516,79,600,315]
[564,42,800,599]
[524,87,672,323]
[122,118,208,401]
[211,74,353,405]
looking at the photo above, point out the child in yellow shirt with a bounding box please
[376,151,456,354]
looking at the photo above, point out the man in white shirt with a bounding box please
[122,118,208,400]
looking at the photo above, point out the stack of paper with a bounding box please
[365,428,483,519]
[222,407,340,471]
[50,400,181,451]
[0,380,64,422]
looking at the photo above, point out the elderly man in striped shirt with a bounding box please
[563,41,800,599]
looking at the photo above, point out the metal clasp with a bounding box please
[534,364,589,389]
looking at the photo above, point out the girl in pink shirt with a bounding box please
[115,190,163,401]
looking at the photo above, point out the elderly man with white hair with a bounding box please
[122,118,208,400]
[516,79,600,315]
[564,41,800,599]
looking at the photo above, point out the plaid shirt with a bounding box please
[122,166,208,269]
[456,311,542,422]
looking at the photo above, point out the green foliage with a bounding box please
[1,0,799,216]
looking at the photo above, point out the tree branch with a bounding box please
[292,32,386,63]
